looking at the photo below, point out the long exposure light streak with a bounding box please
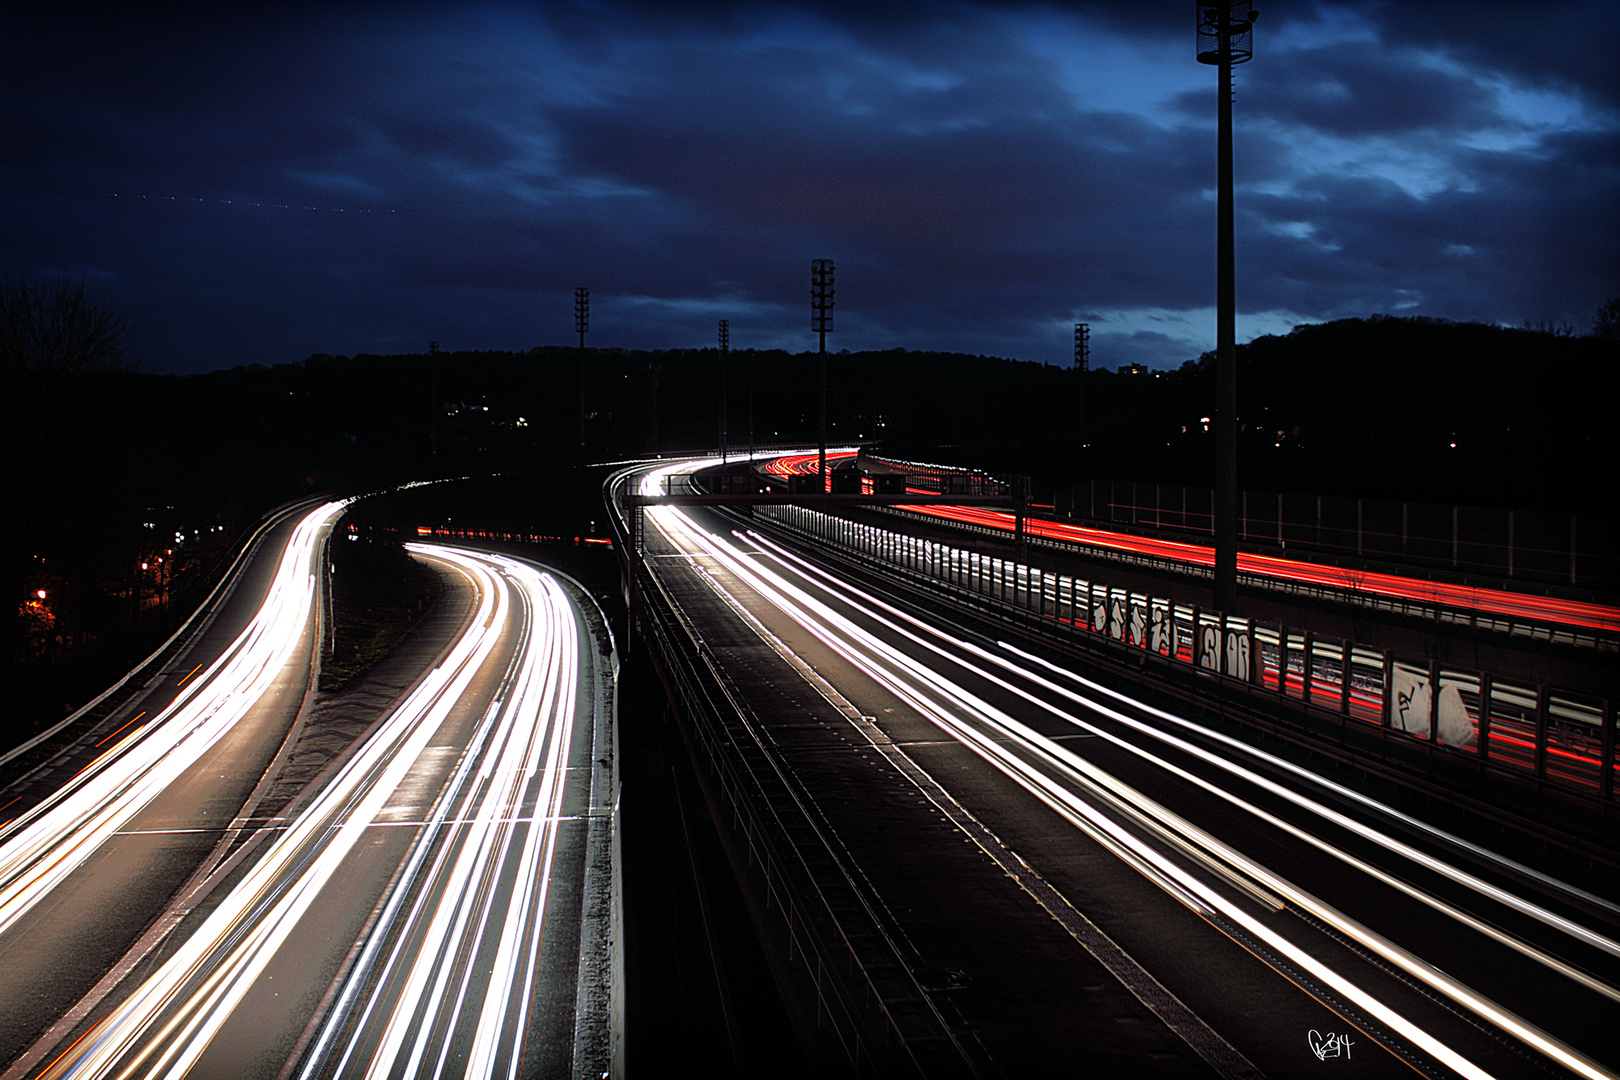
[758,533,1620,962]
[756,449,858,479]
[633,458,1617,1080]
[741,530,1617,1079]
[39,546,586,1080]
[898,502,1620,634]
[337,552,578,1080]
[0,500,349,941]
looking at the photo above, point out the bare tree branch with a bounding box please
[0,275,135,374]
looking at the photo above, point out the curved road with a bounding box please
[628,455,1619,1078]
[2,511,617,1080]
[0,499,348,1071]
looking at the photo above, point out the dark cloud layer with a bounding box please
[3,1,1615,373]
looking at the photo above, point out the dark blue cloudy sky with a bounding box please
[5,1,1616,373]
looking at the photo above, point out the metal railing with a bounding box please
[1065,479,1615,594]
[607,474,973,1077]
[880,504,1618,653]
[757,503,1618,816]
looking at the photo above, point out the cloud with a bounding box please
[1,2,1615,372]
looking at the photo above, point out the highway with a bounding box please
[749,450,1619,637]
[0,499,349,1072]
[2,514,616,1078]
[627,456,1620,1077]
[895,501,1620,637]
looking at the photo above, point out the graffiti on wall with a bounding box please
[1391,666,1475,748]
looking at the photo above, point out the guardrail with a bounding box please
[1063,478,1617,594]
[1,496,327,779]
[883,504,1618,653]
[757,503,1618,818]
[606,473,971,1077]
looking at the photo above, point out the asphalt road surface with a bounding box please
[625,456,1619,1079]
[2,517,617,1080]
[0,499,348,1073]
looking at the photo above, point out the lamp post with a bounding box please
[718,319,730,466]
[811,259,835,490]
[575,287,589,455]
[1197,1,1257,614]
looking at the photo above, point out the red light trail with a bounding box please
[898,503,1620,635]
[758,450,858,478]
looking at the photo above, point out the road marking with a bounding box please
[697,536,1261,1080]
[96,711,147,747]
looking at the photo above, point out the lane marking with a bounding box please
[96,711,147,748]
[691,531,1262,1080]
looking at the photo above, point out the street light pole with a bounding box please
[811,259,835,491]
[1198,2,1257,614]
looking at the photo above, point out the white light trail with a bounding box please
[42,546,587,1080]
[745,529,1618,1080]
[757,532,1620,972]
[0,500,349,942]
[631,460,1618,1080]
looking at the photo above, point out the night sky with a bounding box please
[5,2,1617,374]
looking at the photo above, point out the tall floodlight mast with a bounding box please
[811,259,835,490]
[575,287,589,455]
[1074,322,1090,460]
[718,319,730,465]
[1197,1,1257,614]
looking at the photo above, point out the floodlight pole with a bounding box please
[575,287,589,455]
[1198,2,1257,614]
[1074,323,1089,464]
[718,319,730,465]
[811,259,835,490]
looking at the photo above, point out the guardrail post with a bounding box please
[1602,698,1614,801]
[1276,626,1288,697]
[1218,613,1230,678]
[1534,684,1550,780]
[1381,651,1393,728]
[1014,475,1029,564]
[1340,639,1352,715]
[1428,660,1441,746]
[1478,672,1493,763]
[1191,607,1204,670]
[1301,631,1314,705]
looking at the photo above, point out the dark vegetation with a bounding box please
[6,291,1616,740]
[321,533,442,693]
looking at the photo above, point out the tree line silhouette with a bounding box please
[5,272,1616,738]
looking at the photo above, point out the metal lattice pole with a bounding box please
[718,319,730,465]
[811,259,835,490]
[1074,322,1089,466]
